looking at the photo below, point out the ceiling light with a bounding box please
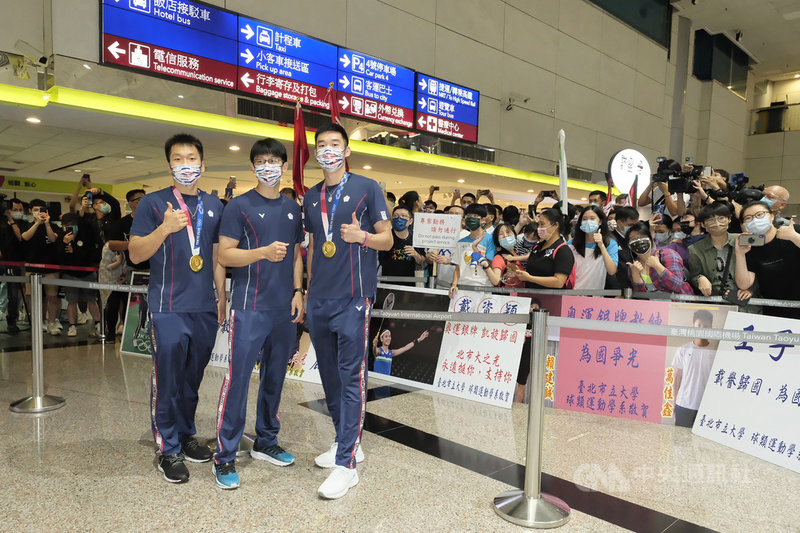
[527,189,534,193]
[457,179,465,183]
[362,164,372,170]
[395,180,402,184]
[581,197,587,201]
[229,145,240,151]
[177,94,184,99]
[795,74,800,79]
[26,116,41,124]
[74,169,82,173]
[727,85,733,89]
[125,155,135,159]
[82,63,92,70]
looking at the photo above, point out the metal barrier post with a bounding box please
[492,309,570,528]
[10,273,66,413]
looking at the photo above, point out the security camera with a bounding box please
[508,91,531,104]
[735,30,743,42]
[14,39,50,67]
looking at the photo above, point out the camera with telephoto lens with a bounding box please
[652,158,700,194]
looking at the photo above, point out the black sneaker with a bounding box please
[158,453,189,483]
[181,436,212,463]
[7,324,19,334]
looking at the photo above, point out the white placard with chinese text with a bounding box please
[433,291,530,408]
[413,213,462,249]
[693,311,800,473]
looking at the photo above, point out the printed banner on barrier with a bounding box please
[120,271,152,357]
[693,311,800,473]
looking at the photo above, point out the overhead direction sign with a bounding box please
[415,74,480,143]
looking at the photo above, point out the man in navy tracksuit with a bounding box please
[303,123,392,499]
[129,133,226,484]
[212,138,305,489]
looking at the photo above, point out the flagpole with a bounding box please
[558,129,568,217]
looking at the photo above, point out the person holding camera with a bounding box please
[735,200,800,319]
[20,200,64,334]
[626,221,693,295]
[58,210,103,337]
[0,198,24,333]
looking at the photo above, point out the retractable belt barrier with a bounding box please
[0,260,99,272]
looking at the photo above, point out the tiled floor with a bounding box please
[0,341,797,532]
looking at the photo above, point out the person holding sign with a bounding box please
[449,203,498,297]
[129,134,226,484]
[211,138,305,490]
[372,328,430,375]
[378,205,425,285]
[567,205,618,289]
[303,123,392,499]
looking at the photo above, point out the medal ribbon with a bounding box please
[319,173,349,244]
[171,186,203,258]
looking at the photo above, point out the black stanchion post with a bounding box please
[492,309,570,528]
[9,273,65,413]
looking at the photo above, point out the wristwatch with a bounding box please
[293,288,306,295]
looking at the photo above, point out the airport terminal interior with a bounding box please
[2,0,800,531]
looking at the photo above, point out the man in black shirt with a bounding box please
[59,210,103,337]
[606,206,638,290]
[19,199,63,335]
[1,198,24,333]
[379,205,425,285]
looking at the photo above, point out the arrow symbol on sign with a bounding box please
[241,24,254,40]
[419,78,427,92]
[240,72,253,88]
[339,54,350,68]
[418,98,426,110]
[339,96,349,111]
[107,41,126,60]
[240,48,254,64]
[339,75,349,89]
[417,116,425,128]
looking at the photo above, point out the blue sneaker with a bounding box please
[212,461,239,489]
[250,443,295,466]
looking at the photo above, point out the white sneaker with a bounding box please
[116,323,124,335]
[67,325,77,337]
[76,312,88,325]
[318,466,358,499]
[92,323,102,337]
[314,442,365,468]
[48,322,61,336]
[55,320,63,330]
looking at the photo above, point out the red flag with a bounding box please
[293,100,309,201]
[603,175,614,215]
[325,83,349,172]
[629,176,638,208]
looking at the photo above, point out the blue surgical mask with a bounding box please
[744,216,772,235]
[499,236,516,250]
[392,217,408,231]
[761,197,775,208]
[580,220,599,234]
[99,203,112,215]
[654,231,671,244]
[71,225,78,235]
[673,231,687,240]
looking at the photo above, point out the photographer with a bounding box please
[20,199,63,335]
[69,174,121,241]
[638,181,687,218]
[58,211,103,337]
[735,200,800,319]
[0,198,24,333]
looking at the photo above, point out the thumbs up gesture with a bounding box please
[340,212,365,244]
[162,201,188,234]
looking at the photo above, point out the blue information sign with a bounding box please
[416,74,479,126]
[237,42,336,88]
[336,73,414,109]
[237,16,338,67]
[336,48,415,89]
[102,0,237,39]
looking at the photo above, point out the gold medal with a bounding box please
[189,254,204,272]
[322,240,336,258]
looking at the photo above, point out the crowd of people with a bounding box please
[1,125,799,499]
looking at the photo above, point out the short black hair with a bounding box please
[588,190,607,202]
[164,133,204,162]
[392,204,412,216]
[10,198,23,208]
[693,309,713,325]
[626,221,652,243]
[655,213,673,228]
[522,222,538,235]
[30,199,47,209]
[483,203,496,218]
[398,190,420,209]
[502,205,520,226]
[126,189,146,202]
[424,199,437,209]
[250,138,288,164]
[386,192,396,203]
[442,205,452,213]
[714,168,730,180]
[538,208,566,235]
[464,203,487,218]
[314,122,349,145]
[698,201,733,223]
[740,200,772,222]
[461,192,476,201]
[614,206,639,224]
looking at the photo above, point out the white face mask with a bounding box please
[171,164,202,187]
[254,162,283,187]
[316,146,345,172]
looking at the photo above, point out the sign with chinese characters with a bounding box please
[693,311,800,473]
[101,0,239,89]
[434,291,530,408]
[335,48,415,128]
[415,74,480,143]
[412,213,462,249]
[608,148,651,199]
[237,15,337,109]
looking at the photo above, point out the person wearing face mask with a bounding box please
[302,123,393,500]
[129,133,226,484]
[449,203,498,295]
[686,202,757,308]
[567,205,618,289]
[626,221,693,294]
[607,206,639,290]
[427,205,466,289]
[649,213,688,266]
[507,208,575,290]
[735,200,800,319]
[761,185,790,216]
[485,223,524,289]
[0,198,24,333]
[378,205,426,285]
[211,138,305,490]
